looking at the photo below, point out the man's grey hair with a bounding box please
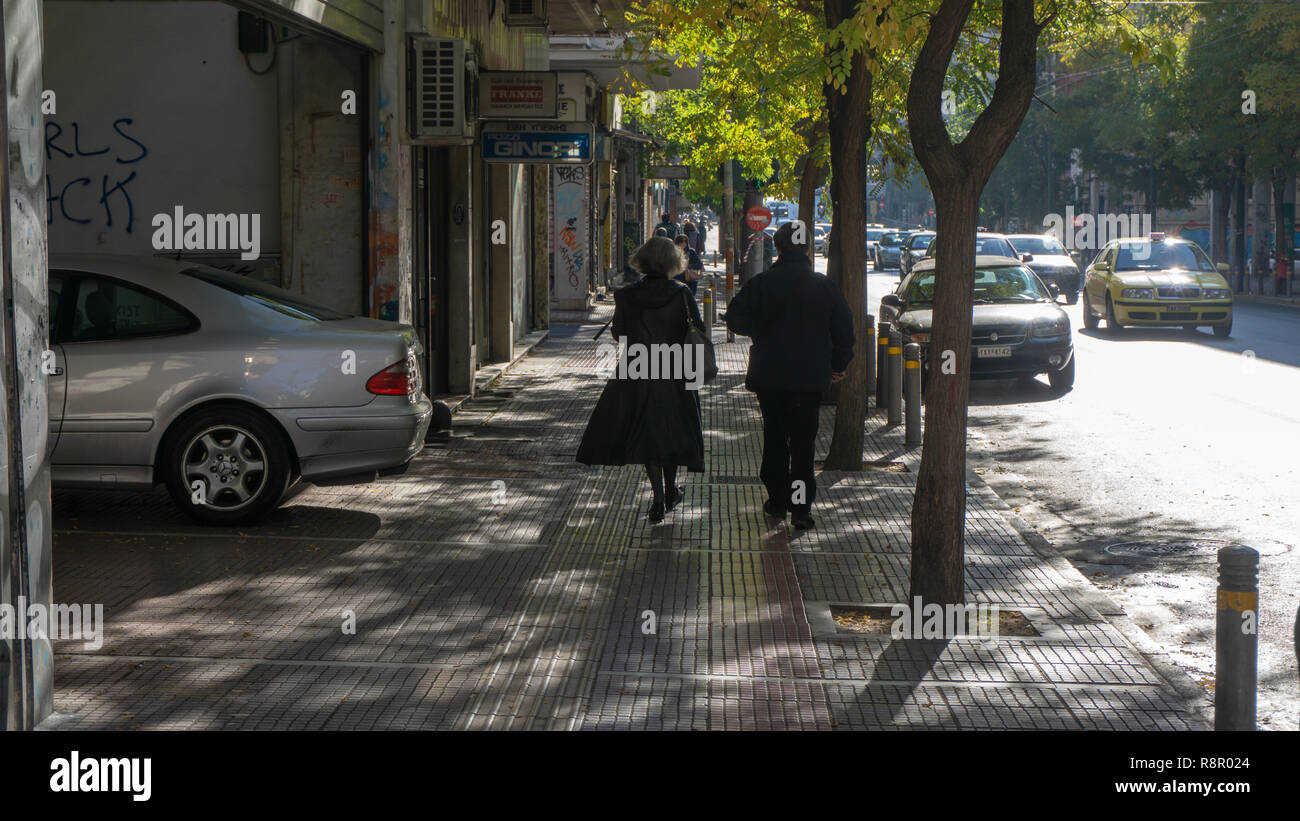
[630,236,686,278]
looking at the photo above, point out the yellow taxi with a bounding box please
[1082,234,1233,338]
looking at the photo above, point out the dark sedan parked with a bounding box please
[1006,233,1083,304]
[879,255,1075,393]
[874,231,907,269]
[899,231,936,280]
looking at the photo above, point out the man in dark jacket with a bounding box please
[725,221,854,530]
[654,212,679,239]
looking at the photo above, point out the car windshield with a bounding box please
[1009,236,1067,255]
[866,228,887,241]
[922,236,1018,257]
[974,236,1015,256]
[908,233,935,249]
[1114,241,1215,272]
[904,265,1050,306]
[182,266,352,321]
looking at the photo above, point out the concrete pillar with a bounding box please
[447,144,476,394]
[551,164,593,309]
[370,0,413,322]
[531,164,550,329]
[489,163,513,362]
[0,0,53,730]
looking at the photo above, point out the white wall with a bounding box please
[44,1,280,259]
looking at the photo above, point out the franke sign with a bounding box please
[481,122,594,164]
[479,72,558,119]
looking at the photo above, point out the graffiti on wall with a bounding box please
[551,164,588,301]
[45,117,148,234]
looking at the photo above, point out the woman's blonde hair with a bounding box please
[630,236,686,278]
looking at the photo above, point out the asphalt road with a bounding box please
[858,258,1300,731]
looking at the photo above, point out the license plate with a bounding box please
[977,346,1012,358]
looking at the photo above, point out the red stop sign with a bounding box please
[745,206,772,231]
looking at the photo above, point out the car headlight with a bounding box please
[1121,288,1154,299]
[1203,288,1231,300]
[1031,316,1070,338]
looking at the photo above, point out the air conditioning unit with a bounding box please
[408,36,477,143]
[504,0,547,26]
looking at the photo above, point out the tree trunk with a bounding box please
[911,179,978,604]
[1231,161,1247,290]
[905,0,1043,605]
[1253,177,1271,285]
[822,0,873,472]
[1273,170,1294,295]
[798,124,824,230]
[1211,180,1230,267]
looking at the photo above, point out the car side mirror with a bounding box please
[881,293,904,310]
[1021,253,1034,263]
[1047,282,1060,296]
[1217,262,1229,273]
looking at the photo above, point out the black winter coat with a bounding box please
[724,252,855,393]
[576,276,706,471]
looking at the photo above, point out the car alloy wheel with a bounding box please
[164,405,291,525]
[183,424,269,512]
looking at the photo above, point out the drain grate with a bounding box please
[1104,539,1233,560]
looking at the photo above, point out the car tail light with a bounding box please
[366,357,414,397]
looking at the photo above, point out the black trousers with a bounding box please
[755,390,821,514]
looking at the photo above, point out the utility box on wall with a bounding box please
[408,36,478,144]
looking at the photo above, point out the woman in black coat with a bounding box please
[576,236,706,522]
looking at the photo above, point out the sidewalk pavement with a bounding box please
[43,299,1209,730]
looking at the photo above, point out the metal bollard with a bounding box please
[864,313,876,399]
[703,287,713,334]
[887,329,903,425]
[876,319,890,411]
[904,343,921,444]
[725,273,735,343]
[1215,545,1259,731]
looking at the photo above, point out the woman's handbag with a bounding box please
[682,291,718,384]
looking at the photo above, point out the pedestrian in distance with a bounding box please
[577,236,707,524]
[724,222,854,530]
[683,220,706,256]
[673,234,704,296]
[655,212,679,240]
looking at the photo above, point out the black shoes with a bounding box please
[647,500,665,523]
[665,485,685,513]
[763,499,787,519]
[791,512,815,530]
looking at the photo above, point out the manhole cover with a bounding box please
[1104,539,1232,559]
